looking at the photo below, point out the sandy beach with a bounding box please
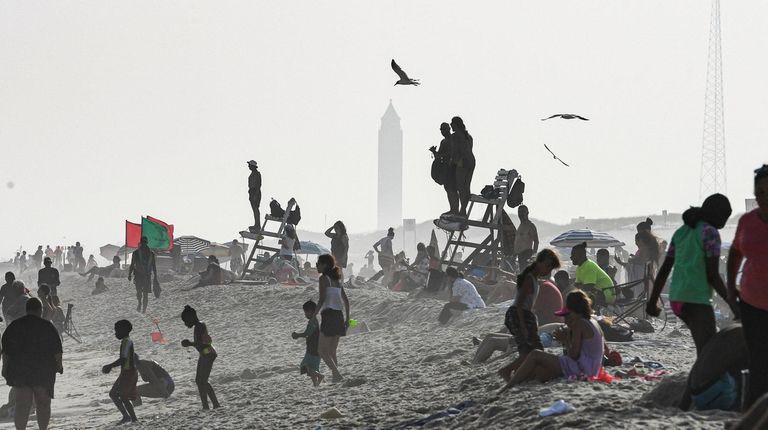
[0,269,741,429]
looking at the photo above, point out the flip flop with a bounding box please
[539,400,575,417]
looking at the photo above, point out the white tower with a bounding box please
[377,100,403,230]
[700,0,727,198]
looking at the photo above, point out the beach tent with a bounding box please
[549,229,625,248]
[173,236,211,255]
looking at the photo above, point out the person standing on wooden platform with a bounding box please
[247,160,262,233]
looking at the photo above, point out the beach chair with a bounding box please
[599,262,668,333]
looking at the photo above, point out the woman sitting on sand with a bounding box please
[312,254,350,383]
[500,290,604,391]
[195,256,223,288]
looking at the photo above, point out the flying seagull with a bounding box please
[541,114,589,121]
[544,144,570,167]
[391,59,420,86]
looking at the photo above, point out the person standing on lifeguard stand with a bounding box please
[247,160,262,233]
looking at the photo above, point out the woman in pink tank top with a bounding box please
[500,290,604,392]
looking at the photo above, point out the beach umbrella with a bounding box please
[174,236,211,255]
[549,229,625,248]
[99,244,121,260]
[298,241,331,255]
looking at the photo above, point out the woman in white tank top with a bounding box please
[313,254,350,383]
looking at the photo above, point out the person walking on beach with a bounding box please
[247,160,262,233]
[647,193,736,355]
[292,300,324,386]
[128,237,157,313]
[498,249,561,380]
[325,221,349,269]
[102,319,139,424]
[229,239,244,276]
[73,242,85,272]
[313,254,350,383]
[181,305,220,409]
[438,267,486,324]
[513,205,539,270]
[53,247,63,268]
[373,228,395,284]
[1,272,17,324]
[2,297,63,430]
[37,257,61,297]
[450,116,475,217]
[727,165,768,408]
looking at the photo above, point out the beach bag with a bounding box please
[152,278,162,298]
[480,185,500,200]
[598,319,634,342]
[431,154,450,185]
[506,177,525,208]
[287,205,301,225]
[270,199,285,218]
[691,373,737,411]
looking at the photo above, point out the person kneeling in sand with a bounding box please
[135,359,174,403]
[292,300,324,386]
[500,290,604,391]
[438,268,486,324]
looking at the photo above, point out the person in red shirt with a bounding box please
[728,164,768,408]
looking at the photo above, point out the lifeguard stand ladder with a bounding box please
[439,169,515,274]
[234,199,296,284]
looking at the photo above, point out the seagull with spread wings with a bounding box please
[544,144,570,167]
[391,59,420,86]
[541,114,589,121]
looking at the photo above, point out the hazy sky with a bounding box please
[1,1,766,258]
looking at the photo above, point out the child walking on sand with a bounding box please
[292,300,324,386]
[102,319,138,424]
[181,305,220,409]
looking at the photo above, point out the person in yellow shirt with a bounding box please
[570,242,615,306]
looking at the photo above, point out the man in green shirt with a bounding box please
[570,242,615,306]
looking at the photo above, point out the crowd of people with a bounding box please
[0,160,766,429]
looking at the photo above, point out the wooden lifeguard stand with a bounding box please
[234,199,297,284]
[438,169,518,274]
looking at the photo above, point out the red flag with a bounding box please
[147,216,174,250]
[126,221,142,248]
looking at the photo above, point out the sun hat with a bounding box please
[554,307,571,316]
[247,160,258,168]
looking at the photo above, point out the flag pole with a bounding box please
[124,220,128,269]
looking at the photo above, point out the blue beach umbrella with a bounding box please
[549,229,625,248]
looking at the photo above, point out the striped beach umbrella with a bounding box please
[173,236,211,255]
[549,229,625,248]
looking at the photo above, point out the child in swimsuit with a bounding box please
[292,300,324,386]
[102,319,138,424]
[181,305,221,409]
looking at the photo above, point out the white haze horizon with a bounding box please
[1,1,767,259]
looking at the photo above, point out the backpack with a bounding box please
[431,155,450,186]
[287,205,301,225]
[270,199,285,218]
[507,176,525,208]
